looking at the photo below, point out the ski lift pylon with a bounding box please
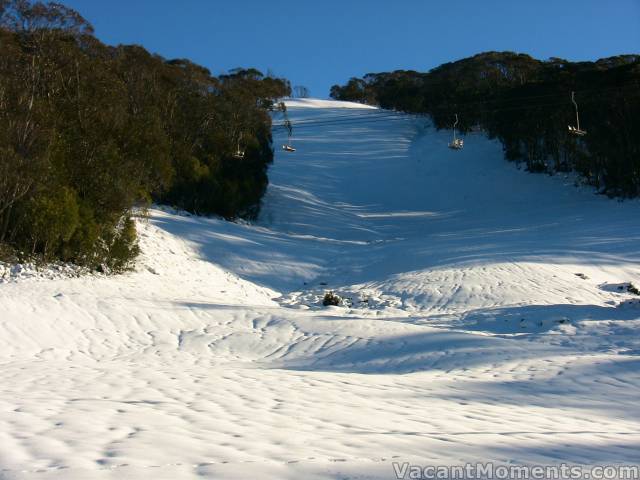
[448,113,464,150]
[568,91,587,136]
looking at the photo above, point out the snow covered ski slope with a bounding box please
[1,99,639,479]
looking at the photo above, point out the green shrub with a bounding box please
[20,187,80,259]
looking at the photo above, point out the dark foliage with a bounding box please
[322,291,341,306]
[0,1,290,270]
[330,52,640,197]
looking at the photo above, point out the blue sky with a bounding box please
[63,0,639,98]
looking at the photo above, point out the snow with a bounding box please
[0,261,90,283]
[283,97,378,109]
[1,99,640,479]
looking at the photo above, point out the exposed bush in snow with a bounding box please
[322,291,341,306]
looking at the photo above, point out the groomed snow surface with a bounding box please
[1,99,639,479]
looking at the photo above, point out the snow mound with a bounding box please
[0,260,91,283]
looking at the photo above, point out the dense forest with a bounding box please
[0,1,290,270]
[330,52,640,197]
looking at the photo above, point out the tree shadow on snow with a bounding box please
[448,302,640,337]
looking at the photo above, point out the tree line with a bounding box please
[0,0,291,271]
[330,51,640,197]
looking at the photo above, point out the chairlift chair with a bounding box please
[568,125,586,136]
[568,91,587,136]
[233,134,245,159]
[282,131,296,152]
[448,113,464,150]
[449,138,464,150]
[233,148,245,159]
